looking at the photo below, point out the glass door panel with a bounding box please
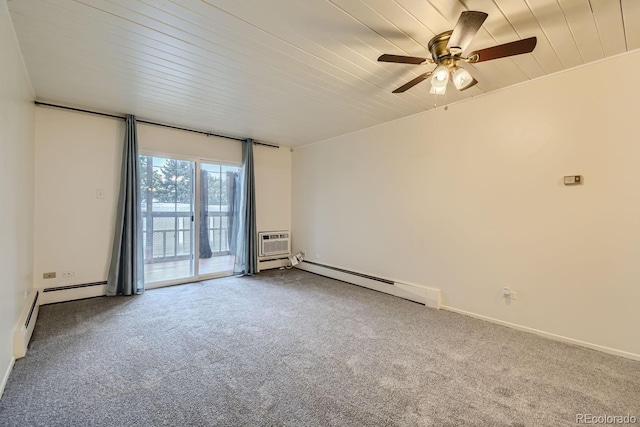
[140,155,195,284]
[199,162,240,276]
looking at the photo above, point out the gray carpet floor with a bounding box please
[1,269,638,426]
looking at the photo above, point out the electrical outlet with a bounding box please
[62,271,75,278]
[43,272,56,279]
[300,250,306,258]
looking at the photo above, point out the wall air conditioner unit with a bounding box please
[258,231,290,257]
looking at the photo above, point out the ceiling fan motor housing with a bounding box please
[428,30,454,62]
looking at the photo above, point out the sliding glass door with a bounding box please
[199,162,239,276]
[139,155,240,286]
[140,155,195,284]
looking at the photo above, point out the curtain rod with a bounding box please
[34,101,280,149]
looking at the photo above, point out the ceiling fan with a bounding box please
[378,11,537,94]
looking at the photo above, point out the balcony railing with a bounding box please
[142,211,232,264]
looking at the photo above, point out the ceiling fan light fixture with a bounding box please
[430,85,446,95]
[431,65,449,88]
[452,67,474,90]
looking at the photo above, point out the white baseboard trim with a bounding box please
[13,290,39,359]
[441,305,640,362]
[296,262,441,309]
[39,284,106,305]
[1,357,15,400]
[294,262,637,360]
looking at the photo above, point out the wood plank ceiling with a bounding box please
[6,0,639,146]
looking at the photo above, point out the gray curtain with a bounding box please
[227,170,239,255]
[199,169,212,259]
[107,115,144,295]
[233,139,258,275]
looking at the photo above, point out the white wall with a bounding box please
[0,0,35,393]
[33,108,291,291]
[292,50,640,359]
[33,109,122,290]
[254,144,292,235]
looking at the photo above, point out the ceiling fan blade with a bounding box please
[378,54,427,65]
[469,37,537,62]
[392,73,432,93]
[447,11,488,51]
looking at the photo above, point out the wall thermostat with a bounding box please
[564,175,582,185]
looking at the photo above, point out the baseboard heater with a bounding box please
[303,261,394,285]
[258,256,290,272]
[25,291,39,328]
[259,256,290,263]
[41,280,108,305]
[297,261,441,309]
[14,290,40,359]
[43,280,107,293]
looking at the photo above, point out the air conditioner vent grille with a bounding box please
[259,231,290,257]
